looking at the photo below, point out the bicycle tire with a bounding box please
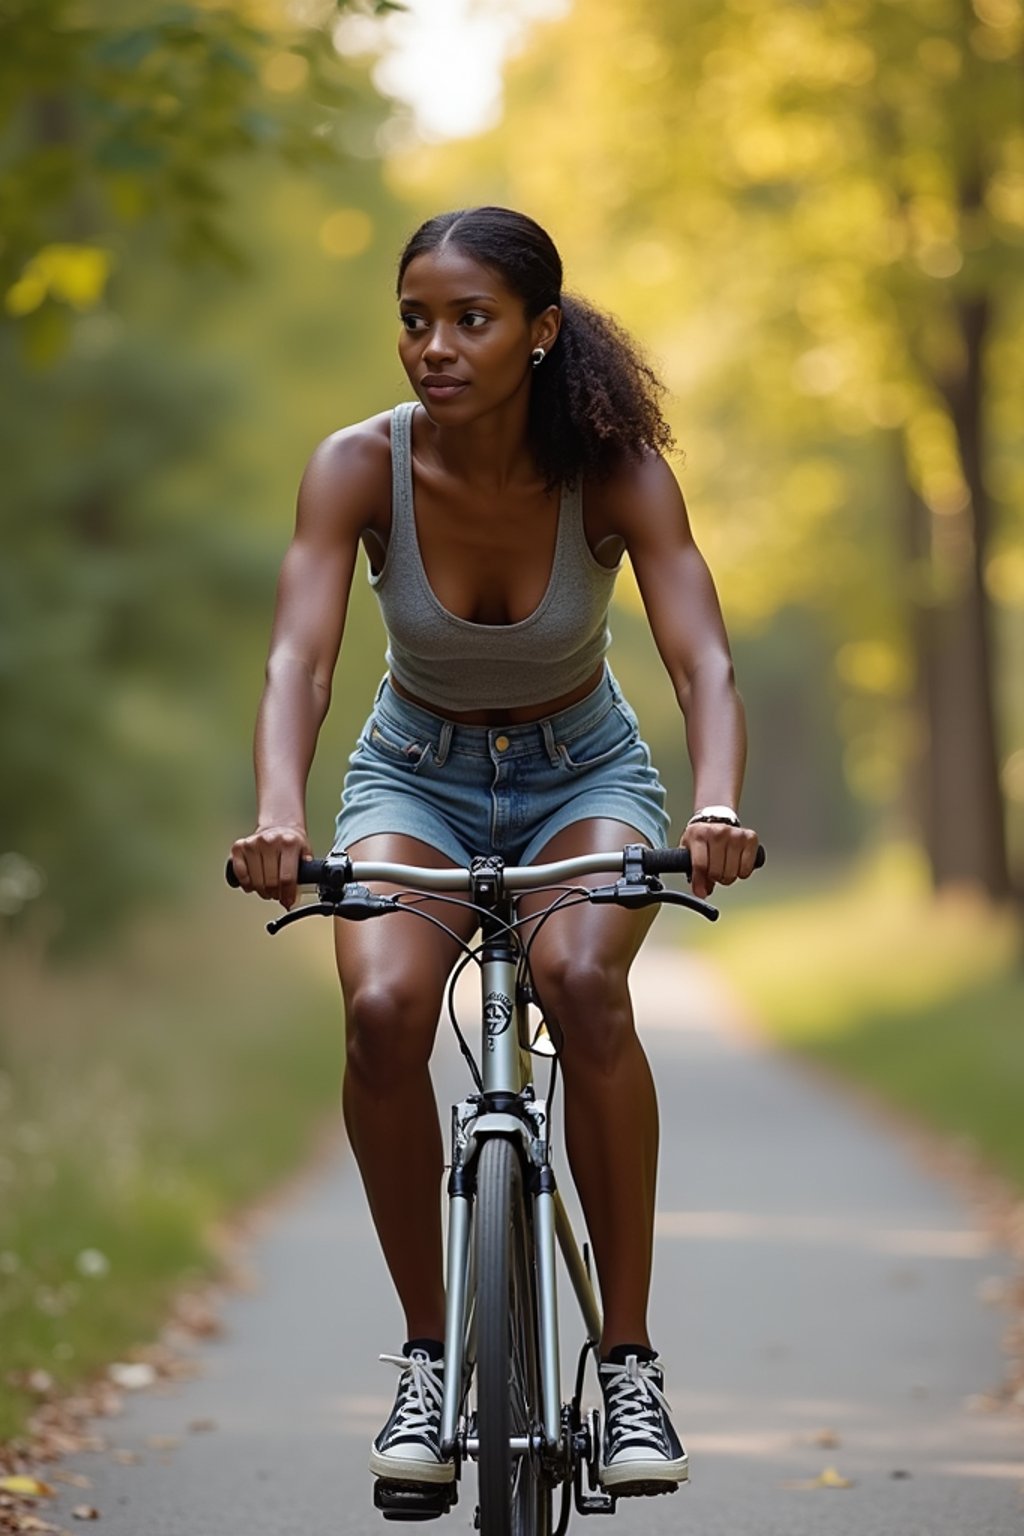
[474,1136,551,1536]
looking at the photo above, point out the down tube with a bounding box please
[554,1192,602,1343]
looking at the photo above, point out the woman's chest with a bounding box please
[412,478,564,626]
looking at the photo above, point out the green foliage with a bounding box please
[0,0,377,353]
[0,319,279,947]
[0,0,410,951]
[395,0,1024,876]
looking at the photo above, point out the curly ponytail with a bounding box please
[396,207,675,489]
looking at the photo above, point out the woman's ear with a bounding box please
[533,304,562,355]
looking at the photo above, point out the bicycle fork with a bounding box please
[439,937,604,1475]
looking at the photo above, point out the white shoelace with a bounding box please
[599,1355,671,1453]
[379,1351,445,1443]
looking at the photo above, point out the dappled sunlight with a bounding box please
[328,1393,393,1435]
[945,1461,1024,1480]
[655,1209,992,1259]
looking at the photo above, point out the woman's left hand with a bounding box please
[682,820,760,900]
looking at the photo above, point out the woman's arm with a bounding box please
[230,423,386,908]
[601,453,759,899]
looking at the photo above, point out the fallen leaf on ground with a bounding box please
[106,1364,155,1392]
[783,1466,854,1490]
[70,1507,98,1521]
[171,1296,223,1340]
[187,1419,215,1434]
[15,1516,62,1532]
[0,1480,54,1500]
[810,1428,840,1448]
[50,1475,90,1490]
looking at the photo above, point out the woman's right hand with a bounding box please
[229,824,312,910]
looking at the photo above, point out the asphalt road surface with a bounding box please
[46,946,1023,1534]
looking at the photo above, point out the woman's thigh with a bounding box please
[517,819,657,1041]
[335,834,479,1066]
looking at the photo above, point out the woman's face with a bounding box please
[398,245,554,423]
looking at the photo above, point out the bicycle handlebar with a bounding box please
[225,842,765,894]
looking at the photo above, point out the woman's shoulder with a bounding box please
[295,410,401,537]
[304,408,397,482]
[584,447,685,537]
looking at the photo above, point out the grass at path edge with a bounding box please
[696,850,1024,1194]
[0,896,343,1444]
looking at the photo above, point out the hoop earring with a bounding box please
[531,347,546,367]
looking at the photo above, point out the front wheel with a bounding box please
[474,1136,552,1536]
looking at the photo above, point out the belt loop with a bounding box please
[434,719,454,767]
[540,718,560,767]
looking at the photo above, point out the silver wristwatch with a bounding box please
[687,805,741,827]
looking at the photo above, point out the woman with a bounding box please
[230,206,759,1496]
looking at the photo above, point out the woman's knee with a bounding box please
[343,976,438,1085]
[532,953,635,1074]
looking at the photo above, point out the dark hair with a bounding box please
[397,206,674,489]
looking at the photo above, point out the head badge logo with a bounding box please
[484,991,513,1038]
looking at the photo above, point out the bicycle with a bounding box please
[226,839,764,1533]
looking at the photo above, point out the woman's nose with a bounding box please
[423,325,457,364]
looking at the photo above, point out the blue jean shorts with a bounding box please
[333,666,670,867]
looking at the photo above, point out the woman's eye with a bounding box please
[460,312,488,328]
[400,314,426,331]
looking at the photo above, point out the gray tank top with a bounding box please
[369,402,619,712]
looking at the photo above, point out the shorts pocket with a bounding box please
[557,703,639,772]
[361,715,431,773]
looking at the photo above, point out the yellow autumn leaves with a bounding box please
[5,246,115,318]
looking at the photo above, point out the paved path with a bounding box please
[46,947,1023,1534]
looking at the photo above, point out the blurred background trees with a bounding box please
[1,0,408,946]
[390,0,1024,902]
[2,0,1022,936]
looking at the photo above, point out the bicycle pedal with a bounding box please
[373,1479,457,1521]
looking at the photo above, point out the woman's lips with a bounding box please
[421,378,468,400]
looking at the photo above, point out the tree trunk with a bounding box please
[904,292,1010,899]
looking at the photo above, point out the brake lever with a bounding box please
[588,882,719,922]
[655,889,719,922]
[267,901,338,935]
[265,887,399,935]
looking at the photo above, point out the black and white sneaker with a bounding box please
[597,1348,689,1493]
[369,1342,454,1486]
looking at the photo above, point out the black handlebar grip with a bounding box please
[225,856,332,889]
[640,843,766,877]
[297,857,327,885]
[641,847,693,877]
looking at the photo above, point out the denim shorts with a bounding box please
[333,666,670,867]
